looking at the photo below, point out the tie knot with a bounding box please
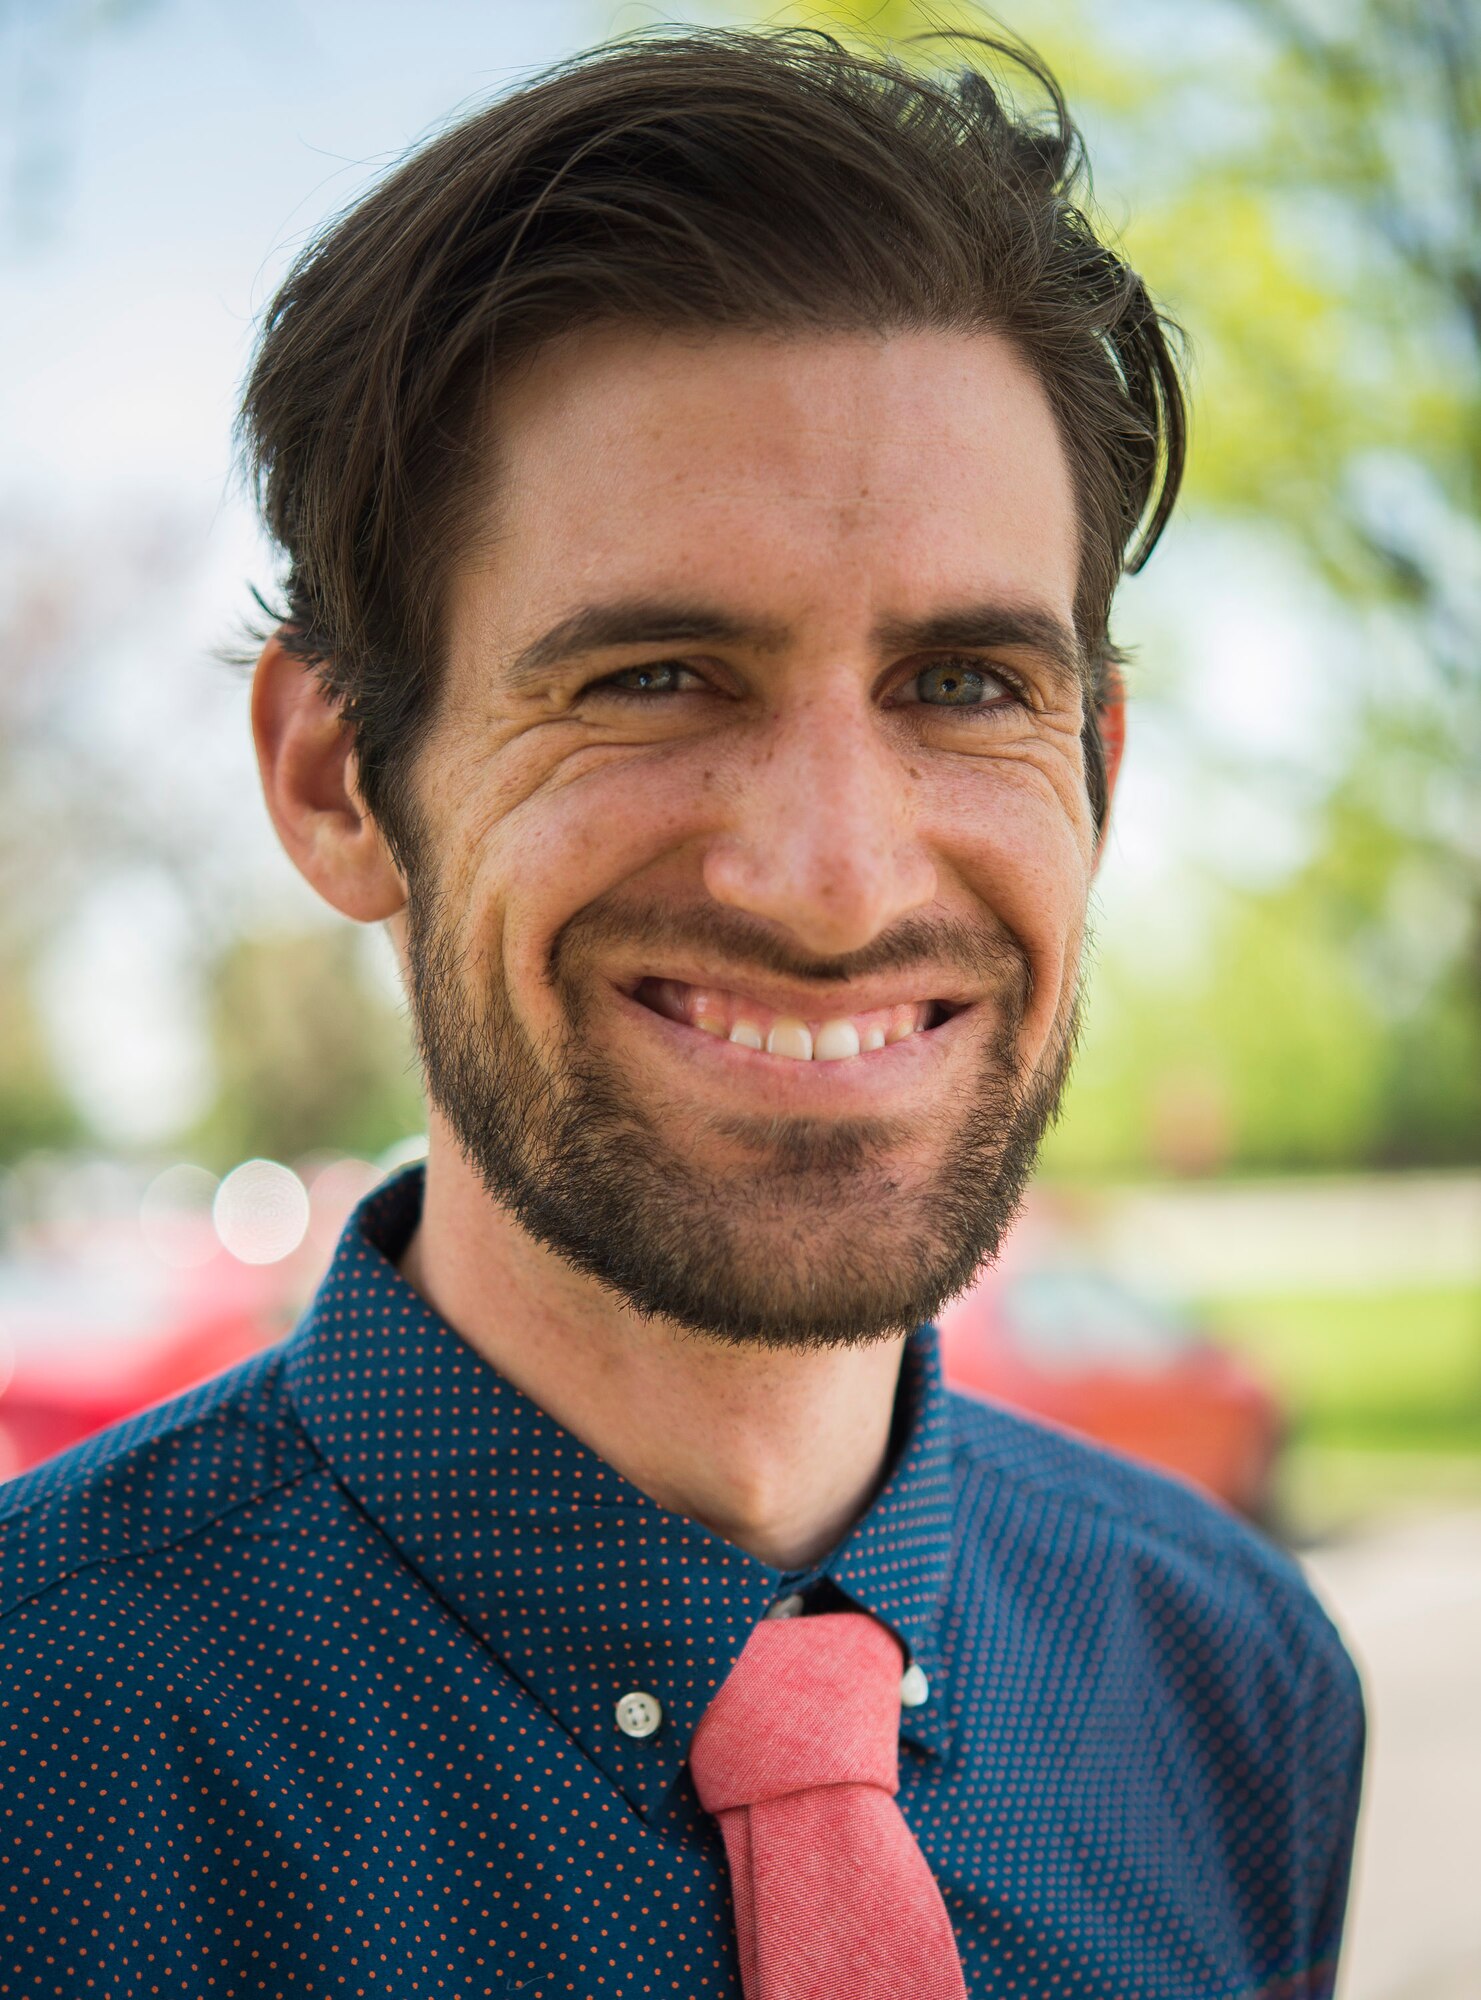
[689,1611,907,1816]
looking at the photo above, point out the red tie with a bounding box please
[689,1609,968,1999]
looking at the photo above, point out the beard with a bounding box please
[403,870,1081,1352]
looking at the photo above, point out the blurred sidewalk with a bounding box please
[1303,1511,1481,2000]
[1080,1173,1481,1296]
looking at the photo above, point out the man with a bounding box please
[1,27,1363,1999]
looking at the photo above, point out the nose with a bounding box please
[701,693,938,958]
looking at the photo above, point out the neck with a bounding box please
[396,1125,907,1572]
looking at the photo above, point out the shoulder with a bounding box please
[0,1342,319,1628]
[945,1386,1363,1730]
[947,1382,1317,1615]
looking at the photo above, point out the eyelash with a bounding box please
[586,662,707,700]
[584,656,1029,714]
[894,656,1028,713]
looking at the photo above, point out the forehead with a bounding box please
[461,324,1080,636]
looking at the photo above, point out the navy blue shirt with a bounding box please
[1,1165,1363,1998]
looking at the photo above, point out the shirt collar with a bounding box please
[283,1164,958,1820]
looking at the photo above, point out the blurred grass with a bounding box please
[1204,1285,1481,1444]
[1276,1441,1481,1544]
[1200,1284,1481,1538]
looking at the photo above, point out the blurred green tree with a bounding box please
[189,928,424,1169]
[0,965,85,1163]
[1126,0,1480,1173]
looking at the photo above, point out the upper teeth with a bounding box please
[752,1011,922,1061]
[810,1020,858,1061]
[639,979,934,1061]
[766,1018,813,1060]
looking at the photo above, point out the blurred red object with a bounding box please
[0,1225,291,1482]
[937,1264,1284,1524]
[0,1156,390,1484]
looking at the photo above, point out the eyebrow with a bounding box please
[504,601,788,693]
[875,605,1086,691]
[503,595,1086,694]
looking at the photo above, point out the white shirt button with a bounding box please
[765,1592,806,1620]
[615,1690,664,1739]
[900,1663,931,1708]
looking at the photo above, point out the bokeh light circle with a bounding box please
[308,1155,382,1228]
[140,1163,221,1268]
[377,1134,429,1177]
[213,1159,310,1265]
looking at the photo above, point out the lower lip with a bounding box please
[608,985,974,1108]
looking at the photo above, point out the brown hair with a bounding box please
[240,25,1186,862]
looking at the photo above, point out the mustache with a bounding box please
[549,897,1033,996]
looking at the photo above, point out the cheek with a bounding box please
[453,745,705,1008]
[935,765,1094,1051]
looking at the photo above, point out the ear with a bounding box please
[251,632,407,922]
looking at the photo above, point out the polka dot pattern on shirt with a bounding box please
[1,1165,1364,1998]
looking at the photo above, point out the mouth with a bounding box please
[628,974,964,1063]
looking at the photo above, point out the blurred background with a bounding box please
[1,0,1477,1992]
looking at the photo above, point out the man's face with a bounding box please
[403,325,1098,1348]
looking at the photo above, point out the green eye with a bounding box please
[588,660,704,700]
[604,662,690,693]
[912,660,1008,707]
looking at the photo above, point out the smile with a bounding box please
[631,976,960,1063]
